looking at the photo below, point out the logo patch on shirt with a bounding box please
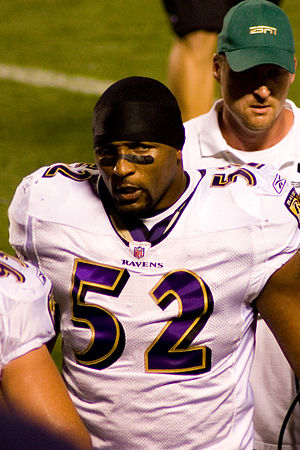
[273,174,286,194]
[129,241,151,259]
[285,188,300,227]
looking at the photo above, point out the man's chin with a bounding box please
[243,112,276,131]
[117,203,149,219]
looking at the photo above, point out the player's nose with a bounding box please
[113,154,135,177]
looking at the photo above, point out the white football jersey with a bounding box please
[8,162,300,449]
[182,99,300,450]
[0,252,55,374]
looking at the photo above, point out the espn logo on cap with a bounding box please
[249,26,277,35]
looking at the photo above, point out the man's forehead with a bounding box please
[109,141,160,146]
[107,141,178,151]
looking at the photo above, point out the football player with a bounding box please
[182,1,300,447]
[9,76,300,449]
[0,252,92,449]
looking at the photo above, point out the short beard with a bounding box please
[116,192,154,219]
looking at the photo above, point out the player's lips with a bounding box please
[114,184,142,202]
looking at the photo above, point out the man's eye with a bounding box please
[129,143,151,152]
[97,146,116,157]
[268,68,286,79]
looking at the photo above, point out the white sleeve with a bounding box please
[244,165,300,301]
[260,167,300,261]
[0,257,55,374]
[8,169,45,260]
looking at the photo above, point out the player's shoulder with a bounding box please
[200,163,300,227]
[11,162,99,215]
[184,165,300,239]
[0,252,51,304]
[9,162,103,229]
[203,162,289,194]
[23,162,98,187]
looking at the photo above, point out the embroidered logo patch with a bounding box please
[285,188,300,227]
[249,26,277,35]
[273,173,286,194]
[134,246,145,259]
[129,241,151,259]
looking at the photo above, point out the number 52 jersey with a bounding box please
[8,162,300,450]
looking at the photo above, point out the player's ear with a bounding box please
[176,149,183,162]
[213,53,223,83]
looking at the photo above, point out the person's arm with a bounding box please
[255,251,300,379]
[1,344,92,450]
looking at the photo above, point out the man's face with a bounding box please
[95,141,183,218]
[214,56,295,132]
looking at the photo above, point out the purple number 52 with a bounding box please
[71,259,214,375]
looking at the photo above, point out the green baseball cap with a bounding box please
[217,0,295,73]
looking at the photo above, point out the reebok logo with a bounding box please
[249,26,277,35]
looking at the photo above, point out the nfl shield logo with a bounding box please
[134,246,144,259]
[129,241,151,259]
